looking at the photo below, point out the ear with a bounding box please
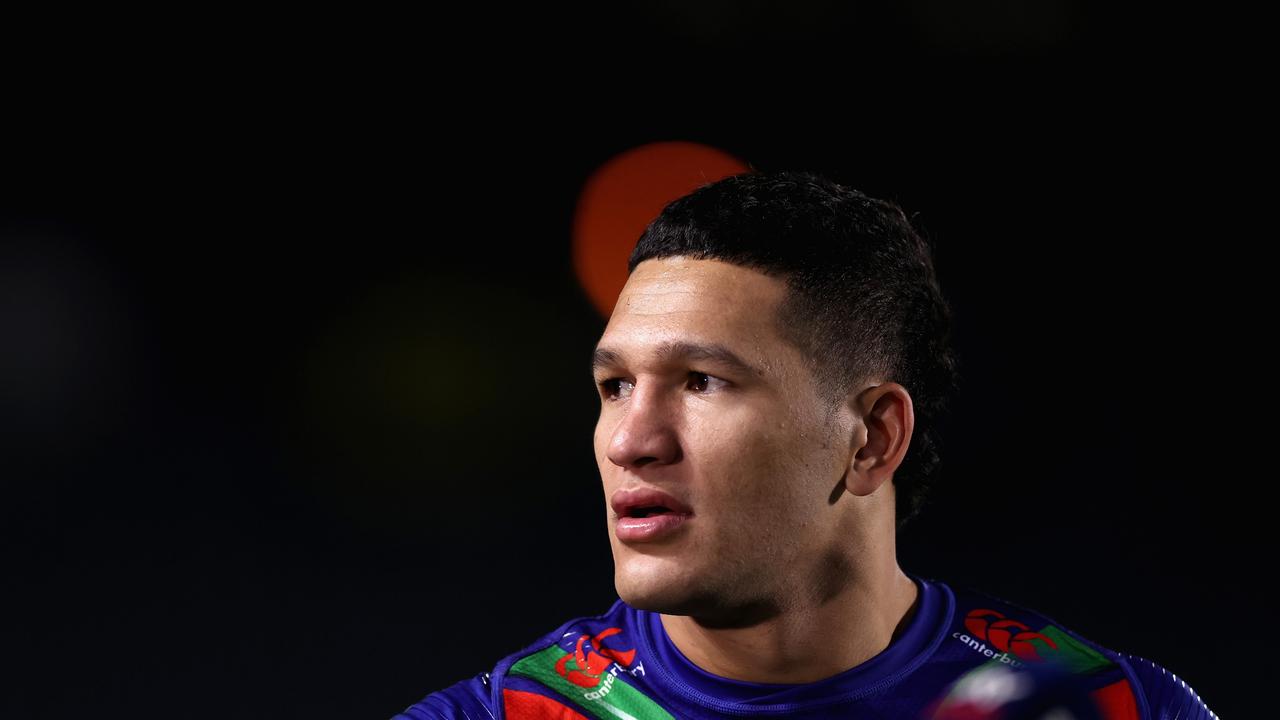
[843,382,915,497]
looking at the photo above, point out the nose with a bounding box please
[605,380,682,469]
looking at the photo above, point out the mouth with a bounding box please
[622,505,679,519]
[610,486,693,519]
[610,487,693,543]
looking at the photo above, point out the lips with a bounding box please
[610,487,693,518]
[611,487,693,543]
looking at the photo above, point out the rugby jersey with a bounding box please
[392,572,1217,719]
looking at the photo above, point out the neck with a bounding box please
[659,547,920,685]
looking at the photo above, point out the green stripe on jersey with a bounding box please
[510,644,675,720]
[1039,625,1116,674]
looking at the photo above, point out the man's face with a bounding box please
[592,256,855,619]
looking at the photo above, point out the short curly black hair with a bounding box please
[627,169,962,532]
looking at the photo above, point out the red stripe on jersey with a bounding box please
[501,688,590,720]
[1091,679,1141,720]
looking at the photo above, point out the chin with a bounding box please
[616,582,707,616]
[613,549,777,626]
[613,553,704,614]
[618,568,778,627]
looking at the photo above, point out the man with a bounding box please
[393,171,1216,719]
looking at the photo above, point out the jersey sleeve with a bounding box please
[390,671,498,720]
[1119,653,1219,720]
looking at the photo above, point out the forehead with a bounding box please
[597,256,790,369]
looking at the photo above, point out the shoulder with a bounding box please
[944,580,1131,674]
[1116,653,1219,720]
[940,579,1218,719]
[390,599,633,720]
[389,672,496,720]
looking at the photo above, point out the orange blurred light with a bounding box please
[572,141,750,318]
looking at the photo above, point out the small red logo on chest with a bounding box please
[554,627,637,688]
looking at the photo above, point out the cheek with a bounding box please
[694,416,830,519]
[691,422,787,506]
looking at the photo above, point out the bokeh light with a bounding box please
[571,141,749,318]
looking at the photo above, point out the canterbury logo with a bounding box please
[963,608,1058,662]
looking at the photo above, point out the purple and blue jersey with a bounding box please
[393,573,1216,719]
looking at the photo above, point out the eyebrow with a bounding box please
[591,340,765,379]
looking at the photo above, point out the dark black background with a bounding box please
[1,4,1261,718]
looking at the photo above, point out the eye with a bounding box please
[687,371,728,393]
[598,377,634,401]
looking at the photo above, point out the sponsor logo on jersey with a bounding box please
[954,608,1059,667]
[509,625,672,718]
